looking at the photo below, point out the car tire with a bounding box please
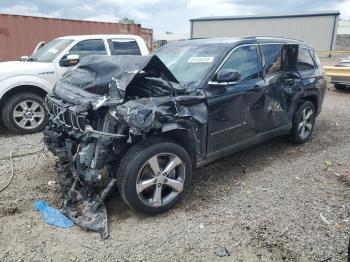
[290,101,316,144]
[1,92,48,134]
[116,137,193,215]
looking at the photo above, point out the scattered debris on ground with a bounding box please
[215,246,230,257]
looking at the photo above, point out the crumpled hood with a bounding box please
[54,55,180,104]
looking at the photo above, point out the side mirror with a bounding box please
[217,69,240,83]
[20,56,29,61]
[59,54,80,67]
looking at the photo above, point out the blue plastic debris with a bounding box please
[34,200,74,228]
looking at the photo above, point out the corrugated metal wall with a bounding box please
[0,14,153,61]
[191,15,338,51]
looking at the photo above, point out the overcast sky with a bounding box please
[0,0,349,38]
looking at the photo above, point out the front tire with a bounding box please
[1,92,48,134]
[290,101,316,144]
[116,137,193,215]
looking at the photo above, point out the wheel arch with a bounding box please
[300,94,318,114]
[159,128,198,164]
[128,126,199,166]
[289,90,319,121]
[0,85,48,111]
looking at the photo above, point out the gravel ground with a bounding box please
[0,86,349,262]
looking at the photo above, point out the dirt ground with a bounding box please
[0,86,349,262]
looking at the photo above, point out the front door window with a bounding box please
[69,39,107,59]
[220,45,261,80]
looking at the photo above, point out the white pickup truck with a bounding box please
[0,34,149,134]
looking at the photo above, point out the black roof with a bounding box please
[169,37,313,48]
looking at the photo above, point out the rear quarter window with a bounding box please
[297,47,315,71]
[109,39,141,55]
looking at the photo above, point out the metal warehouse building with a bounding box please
[190,11,340,51]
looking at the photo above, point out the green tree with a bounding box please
[119,18,136,24]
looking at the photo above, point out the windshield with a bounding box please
[29,39,74,63]
[152,44,228,86]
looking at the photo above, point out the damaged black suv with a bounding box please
[44,37,326,237]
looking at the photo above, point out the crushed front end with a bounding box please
[44,55,207,238]
[44,95,128,238]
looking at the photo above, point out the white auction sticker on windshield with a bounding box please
[48,48,58,54]
[188,57,214,63]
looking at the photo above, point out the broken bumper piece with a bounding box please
[64,178,117,239]
[44,126,121,239]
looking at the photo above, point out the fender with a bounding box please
[303,88,320,100]
[161,120,207,165]
[288,88,320,120]
[0,74,53,100]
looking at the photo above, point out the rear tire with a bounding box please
[1,92,48,134]
[290,101,316,144]
[116,137,193,215]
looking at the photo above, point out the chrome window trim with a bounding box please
[208,80,238,86]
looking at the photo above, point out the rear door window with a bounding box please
[297,47,315,71]
[260,44,284,75]
[220,45,261,80]
[108,39,141,55]
[69,39,107,58]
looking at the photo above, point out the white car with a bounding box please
[331,57,350,90]
[0,34,149,134]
